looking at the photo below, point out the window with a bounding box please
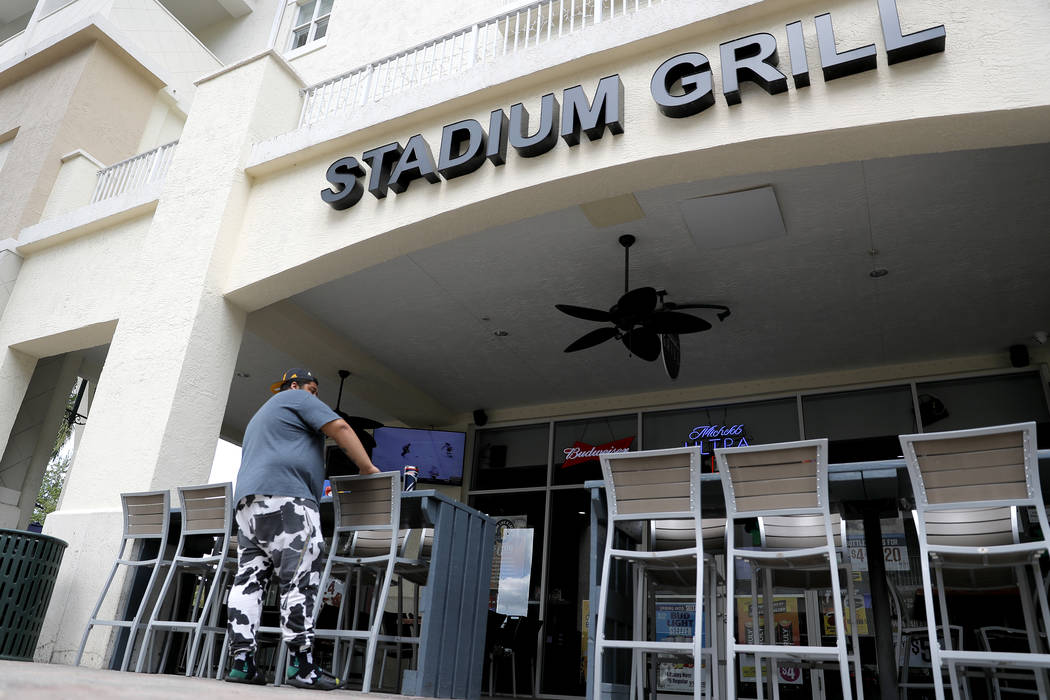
[552,414,636,485]
[803,385,916,462]
[289,0,333,51]
[915,371,1050,445]
[471,423,549,490]
[642,398,800,472]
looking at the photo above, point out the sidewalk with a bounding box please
[0,660,419,699]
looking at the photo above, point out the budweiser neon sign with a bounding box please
[562,437,635,468]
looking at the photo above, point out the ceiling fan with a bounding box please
[555,234,730,378]
[326,369,384,475]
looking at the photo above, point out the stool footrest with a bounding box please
[147,620,199,630]
[600,640,706,653]
[734,643,842,659]
[940,650,1050,668]
[87,619,137,628]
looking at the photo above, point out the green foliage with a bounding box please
[30,381,81,526]
[31,456,70,525]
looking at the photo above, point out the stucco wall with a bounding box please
[283,0,507,84]
[194,0,279,66]
[107,0,223,103]
[0,39,162,240]
[0,215,148,351]
[227,0,1050,310]
[0,45,90,241]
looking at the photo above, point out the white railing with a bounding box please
[90,141,178,204]
[299,0,666,127]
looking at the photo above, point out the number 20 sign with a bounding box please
[846,519,910,572]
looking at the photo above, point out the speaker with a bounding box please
[1010,344,1030,368]
[473,408,488,427]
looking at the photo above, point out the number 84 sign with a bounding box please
[846,519,910,572]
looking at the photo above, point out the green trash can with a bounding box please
[0,528,68,661]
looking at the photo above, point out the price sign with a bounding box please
[846,519,910,572]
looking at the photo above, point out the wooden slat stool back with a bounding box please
[313,472,402,693]
[716,439,857,700]
[900,422,1050,700]
[135,482,233,676]
[75,489,171,670]
[593,446,710,700]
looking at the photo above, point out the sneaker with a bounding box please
[225,654,267,685]
[285,655,342,691]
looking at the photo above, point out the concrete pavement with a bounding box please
[0,660,421,699]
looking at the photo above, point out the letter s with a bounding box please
[321,156,365,210]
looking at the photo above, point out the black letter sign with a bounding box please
[438,119,487,180]
[650,53,715,118]
[509,93,560,158]
[877,0,946,64]
[388,134,441,194]
[560,74,624,146]
[320,156,365,210]
[815,12,877,81]
[360,142,404,199]
[719,33,788,105]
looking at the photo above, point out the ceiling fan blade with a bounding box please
[661,333,681,380]
[564,326,619,353]
[555,304,612,323]
[613,287,658,319]
[663,302,732,321]
[621,328,661,361]
[643,311,712,335]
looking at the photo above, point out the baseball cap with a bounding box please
[270,367,318,393]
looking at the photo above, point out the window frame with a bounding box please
[288,0,333,52]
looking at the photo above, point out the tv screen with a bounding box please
[371,427,466,485]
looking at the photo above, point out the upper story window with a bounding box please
[289,0,333,50]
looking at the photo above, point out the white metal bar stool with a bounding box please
[135,482,233,676]
[312,472,406,692]
[75,489,171,670]
[716,439,857,700]
[650,517,727,700]
[900,422,1050,700]
[593,446,710,700]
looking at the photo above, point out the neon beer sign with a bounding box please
[685,424,749,471]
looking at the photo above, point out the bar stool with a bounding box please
[900,422,1050,700]
[75,489,171,670]
[312,472,406,692]
[650,517,727,700]
[593,446,709,700]
[135,482,233,676]
[715,439,858,700]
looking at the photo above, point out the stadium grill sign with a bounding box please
[321,0,944,210]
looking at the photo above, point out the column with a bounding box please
[36,52,304,666]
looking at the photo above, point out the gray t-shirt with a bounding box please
[234,389,340,505]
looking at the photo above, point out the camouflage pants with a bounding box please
[227,495,325,654]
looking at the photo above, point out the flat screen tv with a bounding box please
[370,427,466,485]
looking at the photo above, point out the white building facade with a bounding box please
[0,0,1048,691]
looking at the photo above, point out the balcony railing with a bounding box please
[91,141,177,204]
[299,0,666,127]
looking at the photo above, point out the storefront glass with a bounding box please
[552,414,637,485]
[472,423,550,490]
[540,488,592,696]
[802,385,917,462]
[642,398,800,472]
[469,370,1050,697]
[916,371,1050,444]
